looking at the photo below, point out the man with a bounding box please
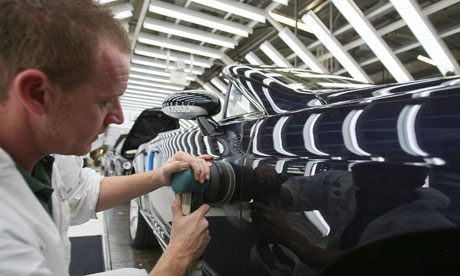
[0,1,211,275]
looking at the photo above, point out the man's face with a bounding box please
[47,42,130,155]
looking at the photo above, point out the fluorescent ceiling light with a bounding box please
[138,33,223,59]
[120,99,162,104]
[114,10,132,20]
[99,0,117,4]
[127,84,178,94]
[130,64,198,80]
[302,11,371,83]
[149,0,252,37]
[120,101,160,110]
[272,0,288,5]
[123,92,165,100]
[128,79,184,90]
[191,0,266,23]
[210,77,227,94]
[143,18,237,48]
[125,88,172,97]
[331,0,412,83]
[269,11,312,33]
[131,55,204,75]
[390,0,460,75]
[131,64,170,77]
[112,3,133,19]
[121,96,163,104]
[122,94,165,103]
[202,83,221,95]
[278,28,327,73]
[417,55,436,66]
[135,45,213,68]
[130,72,193,84]
[260,41,292,67]
[245,52,265,66]
[121,102,159,110]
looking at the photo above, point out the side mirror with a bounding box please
[162,90,221,120]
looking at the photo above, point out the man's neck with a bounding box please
[0,113,45,173]
[0,139,44,173]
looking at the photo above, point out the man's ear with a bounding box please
[13,69,53,115]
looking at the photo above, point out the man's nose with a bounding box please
[105,99,124,125]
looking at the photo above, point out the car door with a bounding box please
[237,77,460,275]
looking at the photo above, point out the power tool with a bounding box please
[171,160,236,275]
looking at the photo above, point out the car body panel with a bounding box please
[132,65,460,275]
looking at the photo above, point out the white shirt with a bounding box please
[0,148,69,275]
[51,154,103,265]
[0,148,147,275]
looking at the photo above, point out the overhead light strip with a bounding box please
[210,77,228,94]
[120,98,163,106]
[245,52,265,66]
[149,0,252,37]
[112,3,133,19]
[130,72,194,83]
[389,0,460,75]
[135,45,213,68]
[143,17,237,49]
[122,94,165,103]
[130,64,171,77]
[120,98,161,105]
[269,11,312,33]
[123,91,168,99]
[302,11,371,83]
[331,0,413,83]
[278,28,327,73]
[138,33,224,59]
[417,55,436,66]
[191,0,266,23]
[130,73,173,84]
[121,102,159,110]
[131,55,204,75]
[127,84,178,94]
[260,41,292,67]
[127,79,184,90]
[125,89,172,97]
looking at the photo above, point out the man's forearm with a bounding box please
[96,170,163,212]
[149,246,192,276]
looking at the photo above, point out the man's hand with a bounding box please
[169,195,211,262]
[160,151,213,186]
[149,195,211,275]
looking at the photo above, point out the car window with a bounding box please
[226,85,259,118]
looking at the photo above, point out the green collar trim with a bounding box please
[16,156,55,217]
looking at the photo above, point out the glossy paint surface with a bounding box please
[133,66,460,275]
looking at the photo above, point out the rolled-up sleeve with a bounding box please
[54,155,104,226]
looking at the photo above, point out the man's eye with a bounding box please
[102,98,118,106]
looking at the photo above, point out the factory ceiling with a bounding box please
[96,0,460,146]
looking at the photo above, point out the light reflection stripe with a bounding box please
[397,105,428,156]
[303,114,328,156]
[343,109,370,156]
[273,116,296,156]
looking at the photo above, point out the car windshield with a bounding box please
[261,68,373,91]
[226,85,259,118]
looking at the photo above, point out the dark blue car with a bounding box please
[130,65,460,275]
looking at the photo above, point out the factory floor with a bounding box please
[104,202,162,273]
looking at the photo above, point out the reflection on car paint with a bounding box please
[131,65,460,275]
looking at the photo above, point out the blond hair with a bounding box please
[0,0,132,101]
